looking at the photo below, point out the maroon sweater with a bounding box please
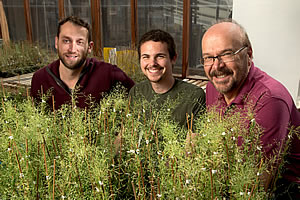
[30,58,135,110]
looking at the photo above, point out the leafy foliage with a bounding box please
[0,41,56,78]
[0,89,289,199]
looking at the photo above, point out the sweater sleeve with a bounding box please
[111,66,135,93]
[192,87,206,118]
[30,71,43,101]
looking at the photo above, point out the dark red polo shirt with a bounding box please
[206,63,300,184]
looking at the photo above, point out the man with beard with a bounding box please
[30,16,134,109]
[202,19,300,198]
[129,29,205,128]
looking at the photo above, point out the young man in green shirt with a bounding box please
[129,29,205,128]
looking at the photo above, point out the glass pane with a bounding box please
[64,0,91,24]
[101,0,131,48]
[137,0,183,67]
[189,0,233,74]
[30,0,59,49]
[2,0,27,41]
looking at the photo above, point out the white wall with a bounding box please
[233,0,300,106]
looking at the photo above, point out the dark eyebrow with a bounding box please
[60,35,69,38]
[141,53,150,57]
[156,53,167,57]
[60,36,71,40]
[60,36,85,41]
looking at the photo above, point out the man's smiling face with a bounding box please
[140,41,175,83]
[55,21,92,70]
[202,22,250,97]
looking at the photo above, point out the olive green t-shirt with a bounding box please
[129,79,206,127]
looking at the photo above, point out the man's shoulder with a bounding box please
[250,66,292,102]
[129,80,153,104]
[130,80,150,93]
[90,58,119,71]
[30,60,60,97]
[32,60,59,79]
[89,58,132,80]
[173,79,205,97]
[32,66,47,77]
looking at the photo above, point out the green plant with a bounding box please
[0,82,29,103]
[0,41,56,78]
[0,89,291,199]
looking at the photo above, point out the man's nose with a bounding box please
[68,42,76,52]
[212,57,224,70]
[148,57,158,66]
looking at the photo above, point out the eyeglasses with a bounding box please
[200,46,247,66]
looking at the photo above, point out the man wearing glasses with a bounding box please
[201,20,300,199]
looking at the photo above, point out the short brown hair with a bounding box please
[57,16,92,42]
[138,29,177,60]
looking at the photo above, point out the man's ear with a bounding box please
[247,46,253,67]
[55,37,58,49]
[247,46,253,59]
[88,41,94,53]
[171,53,177,65]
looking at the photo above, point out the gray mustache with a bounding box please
[210,69,232,77]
